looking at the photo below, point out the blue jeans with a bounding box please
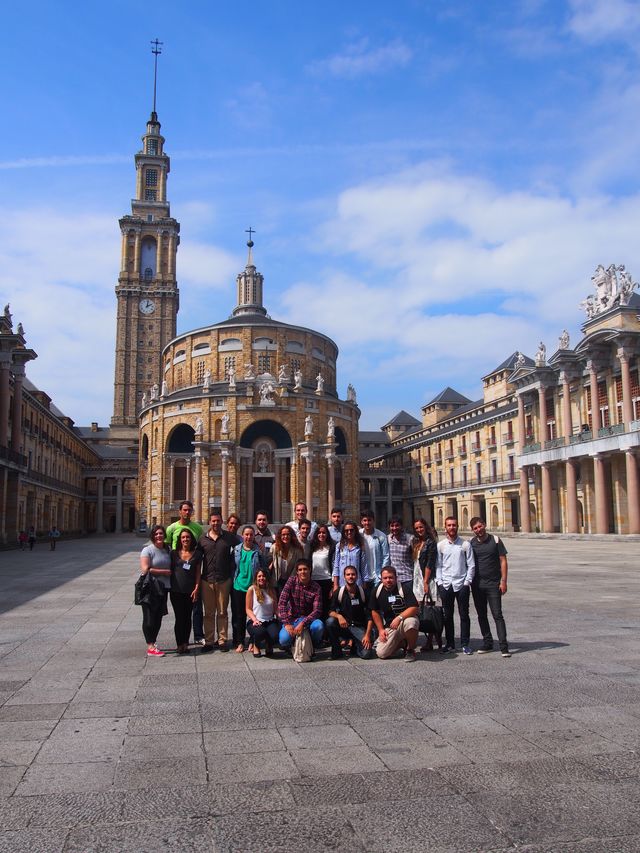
[326,617,373,659]
[279,617,324,649]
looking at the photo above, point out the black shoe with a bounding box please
[330,650,344,660]
[265,645,274,657]
[218,643,229,653]
[201,644,214,653]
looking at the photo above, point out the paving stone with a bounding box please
[208,750,300,784]
[14,761,117,796]
[291,744,385,776]
[373,739,470,770]
[209,804,366,852]
[26,790,126,828]
[113,755,207,789]
[0,720,59,742]
[64,817,217,852]
[120,732,204,762]
[62,701,134,719]
[0,828,69,853]
[279,723,363,750]
[126,712,202,735]
[203,728,285,755]
[0,766,26,796]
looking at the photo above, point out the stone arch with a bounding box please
[462,506,469,530]
[239,419,292,449]
[141,434,149,461]
[167,423,196,453]
[491,504,499,528]
[141,236,157,279]
[437,508,444,528]
[334,426,348,455]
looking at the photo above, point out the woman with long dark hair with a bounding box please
[139,525,172,657]
[310,523,335,619]
[412,517,440,651]
[268,525,303,593]
[332,522,368,590]
[170,528,201,655]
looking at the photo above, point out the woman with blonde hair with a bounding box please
[245,568,280,657]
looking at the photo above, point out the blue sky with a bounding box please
[2,0,640,429]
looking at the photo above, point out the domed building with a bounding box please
[138,239,360,526]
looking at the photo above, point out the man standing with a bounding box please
[48,526,61,550]
[327,508,343,544]
[297,519,313,559]
[277,559,324,652]
[469,517,511,658]
[436,517,475,655]
[166,500,205,646]
[198,512,236,652]
[254,510,275,556]
[387,516,413,584]
[369,566,420,662]
[360,511,389,586]
[287,502,318,539]
[225,514,242,545]
[326,566,374,659]
[166,501,203,549]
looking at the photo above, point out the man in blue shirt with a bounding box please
[436,516,475,655]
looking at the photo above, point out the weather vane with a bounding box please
[150,39,163,114]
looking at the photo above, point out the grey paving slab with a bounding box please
[1,534,640,850]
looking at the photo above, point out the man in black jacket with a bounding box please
[198,512,236,652]
[326,566,374,659]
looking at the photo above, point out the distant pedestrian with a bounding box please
[27,527,36,551]
[18,531,27,550]
[48,526,61,550]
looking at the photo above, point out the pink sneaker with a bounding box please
[147,646,164,657]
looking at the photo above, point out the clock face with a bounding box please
[139,298,156,315]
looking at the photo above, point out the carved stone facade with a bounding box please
[138,245,360,526]
[361,264,640,536]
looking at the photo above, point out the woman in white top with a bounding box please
[245,568,280,657]
[310,524,335,620]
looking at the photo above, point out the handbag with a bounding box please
[419,595,443,636]
[134,573,149,605]
[292,628,313,662]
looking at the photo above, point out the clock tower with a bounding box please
[111,108,180,426]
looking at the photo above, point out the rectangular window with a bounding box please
[147,138,158,155]
[196,361,206,383]
[598,380,610,428]
[427,472,432,490]
[462,466,467,486]
[144,189,157,201]
[173,467,187,502]
[438,470,443,488]
[476,461,482,482]
[449,468,454,487]
[508,456,515,479]
[491,459,497,482]
[145,169,158,187]
[258,354,271,373]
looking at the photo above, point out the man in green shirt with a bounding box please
[165,501,203,550]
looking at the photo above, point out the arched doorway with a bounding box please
[240,420,293,521]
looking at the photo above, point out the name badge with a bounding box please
[388,595,396,603]
[182,562,191,571]
[350,598,359,606]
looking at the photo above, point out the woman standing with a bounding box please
[412,518,440,651]
[310,524,335,619]
[139,525,171,657]
[332,523,368,590]
[268,526,303,593]
[245,568,280,657]
[170,529,202,655]
[232,526,264,652]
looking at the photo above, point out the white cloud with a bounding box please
[308,39,412,79]
[0,154,129,171]
[567,0,640,42]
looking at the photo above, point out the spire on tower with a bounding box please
[232,230,267,317]
[150,38,163,118]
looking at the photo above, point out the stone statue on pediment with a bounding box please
[304,415,313,436]
[227,365,236,391]
[161,380,168,397]
[294,368,303,391]
[150,383,159,401]
[194,417,204,436]
[244,363,256,381]
[315,372,324,394]
[221,412,230,434]
[278,364,289,384]
[514,352,526,369]
[259,376,276,406]
[203,368,211,390]
[535,342,546,367]
[558,329,570,350]
[327,417,335,439]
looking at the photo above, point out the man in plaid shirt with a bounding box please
[387,516,414,584]
[278,559,324,650]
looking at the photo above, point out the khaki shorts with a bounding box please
[375,617,419,659]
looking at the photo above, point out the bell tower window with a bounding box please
[140,238,157,277]
[145,169,158,187]
[145,190,157,201]
[146,138,158,155]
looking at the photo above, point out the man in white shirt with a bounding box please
[287,502,318,539]
[436,516,475,655]
[359,510,389,588]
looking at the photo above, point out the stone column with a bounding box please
[115,478,123,533]
[194,453,202,523]
[560,372,573,439]
[541,463,553,533]
[247,455,254,521]
[273,457,281,523]
[593,454,608,534]
[185,459,192,501]
[588,361,600,433]
[617,348,634,427]
[10,366,25,452]
[96,477,104,534]
[301,448,313,512]
[168,234,176,276]
[538,386,547,445]
[169,460,175,505]
[0,355,11,447]
[134,231,141,274]
[156,233,163,275]
[221,449,230,521]
[120,231,128,272]
[326,452,335,520]
[517,394,531,532]
[565,460,579,533]
[625,451,640,534]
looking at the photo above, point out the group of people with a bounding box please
[138,500,510,661]
[17,526,57,551]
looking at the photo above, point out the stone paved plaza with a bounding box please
[1,535,640,852]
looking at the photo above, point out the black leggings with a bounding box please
[141,600,166,644]
[170,590,193,646]
[231,587,249,646]
[246,619,280,650]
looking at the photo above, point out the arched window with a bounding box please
[141,434,149,461]
[167,424,196,453]
[140,238,156,277]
